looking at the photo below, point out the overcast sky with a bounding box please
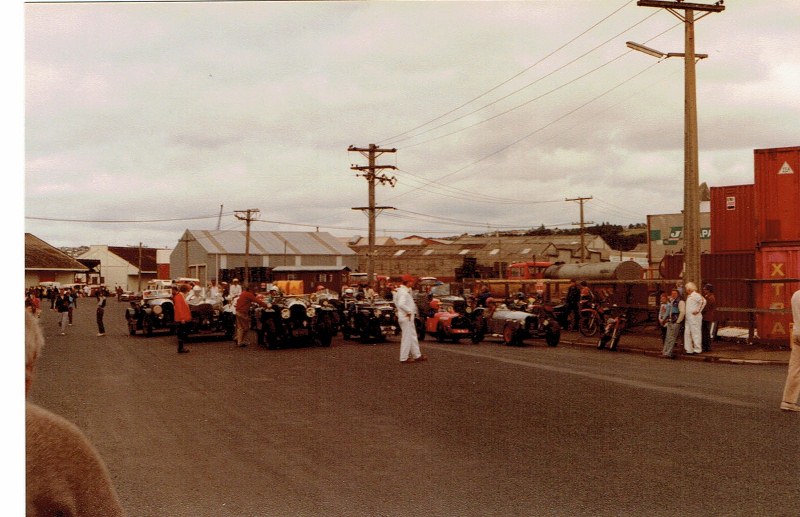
[22,0,800,250]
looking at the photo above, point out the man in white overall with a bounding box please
[683,282,706,354]
[394,277,427,364]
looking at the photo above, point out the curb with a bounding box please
[562,337,788,366]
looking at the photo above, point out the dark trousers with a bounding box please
[176,322,190,352]
[569,304,580,331]
[96,308,105,334]
[702,320,716,352]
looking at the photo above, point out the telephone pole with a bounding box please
[234,209,260,288]
[348,144,397,287]
[566,196,594,263]
[635,0,725,287]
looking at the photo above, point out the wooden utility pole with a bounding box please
[348,144,397,287]
[234,209,260,288]
[635,0,725,287]
[137,242,143,292]
[566,196,594,263]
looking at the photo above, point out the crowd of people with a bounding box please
[657,281,717,358]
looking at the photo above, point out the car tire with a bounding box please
[502,325,517,345]
[545,327,560,347]
[436,323,446,343]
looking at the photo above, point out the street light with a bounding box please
[626,36,708,287]
[632,0,723,294]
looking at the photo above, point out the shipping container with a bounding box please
[754,146,800,245]
[658,252,755,325]
[710,184,756,253]
[755,246,800,342]
[647,210,711,267]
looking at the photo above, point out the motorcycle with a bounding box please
[579,302,607,337]
[597,305,627,351]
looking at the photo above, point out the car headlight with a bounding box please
[281,308,291,319]
[374,309,382,317]
[465,307,473,314]
[306,307,316,318]
[322,300,329,306]
[152,305,162,315]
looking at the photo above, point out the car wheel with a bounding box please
[471,332,483,344]
[436,323,446,343]
[128,323,136,336]
[546,327,560,347]
[502,325,517,345]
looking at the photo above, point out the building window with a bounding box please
[489,248,500,255]
[394,250,406,256]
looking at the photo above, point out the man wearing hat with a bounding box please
[701,283,717,352]
[394,276,427,364]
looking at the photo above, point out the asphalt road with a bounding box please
[28,300,800,517]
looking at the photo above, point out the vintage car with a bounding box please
[125,288,175,336]
[252,295,336,349]
[119,291,142,302]
[476,301,560,346]
[340,298,399,343]
[422,296,480,343]
[183,287,236,339]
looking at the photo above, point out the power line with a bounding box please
[385,10,660,148]
[387,58,663,202]
[377,0,635,146]
[25,213,234,223]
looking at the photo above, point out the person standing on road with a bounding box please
[234,285,269,347]
[565,279,581,331]
[173,284,192,354]
[55,290,71,336]
[394,276,427,364]
[780,289,800,412]
[66,289,76,326]
[25,312,126,516]
[96,289,107,337]
[657,292,670,344]
[701,284,717,352]
[683,282,706,354]
[662,289,685,359]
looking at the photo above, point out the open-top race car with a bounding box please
[125,287,175,336]
[184,286,236,339]
[340,298,399,343]
[252,294,336,349]
[422,295,481,343]
[475,299,560,346]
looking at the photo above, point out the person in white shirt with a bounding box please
[780,289,800,412]
[393,277,427,364]
[228,278,243,300]
[683,282,706,354]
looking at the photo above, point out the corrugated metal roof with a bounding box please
[25,234,89,271]
[190,230,356,256]
[271,265,351,272]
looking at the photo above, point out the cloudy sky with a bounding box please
[22,0,800,250]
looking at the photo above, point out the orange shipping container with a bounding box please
[710,184,756,253]
[755,246,800,342]
[754,146,800,245]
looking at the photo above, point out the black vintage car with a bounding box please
[340,299,399,343]
[252,295,336,349]
[184,291,236,340]
[125,290,175,336]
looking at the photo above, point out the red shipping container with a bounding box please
[755,246,800,342]
[754,146,800,245]
[710,184,756,253]
[702,252,755,326]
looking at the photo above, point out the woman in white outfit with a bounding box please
[683,282,706,354]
